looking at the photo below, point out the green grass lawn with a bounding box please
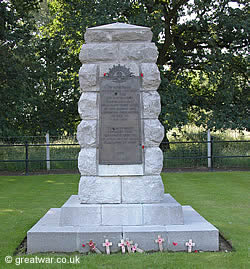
[0,172,249,269]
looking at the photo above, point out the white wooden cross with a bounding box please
[88,240,101,254]
[118,239,126,254]
[125,238,133,253]
[103,239,112,255]
[155,235,165,252]
[131,243,144,253]
[185,239,195,253]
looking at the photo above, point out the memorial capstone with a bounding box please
[27,23,219,253]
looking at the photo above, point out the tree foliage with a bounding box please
[0,0,41,136]
[0,0,249,137]
[0,0,80,137]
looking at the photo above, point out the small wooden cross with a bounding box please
[103,239,112,255]
[118,239,126,254]
[125,238,133,253]
[185,239,195,253]
[155,235,165,252]
[88,240,101,254]
[131,243,144,253]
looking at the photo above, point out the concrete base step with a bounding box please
[27,195,219,253]
[59,194,184,226]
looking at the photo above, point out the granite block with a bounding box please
[78,226,122,253]
[77,120,96,148]
[59,195,101,226]
[79,64,98,91]
[144,147,163,175]
[121,176,164,203]
[78,148,97,176]
[123,226,167,251]
[78,92,98,119]
[78,176,121,204]
[142,91,161,118]
[144,119,164,146]
[102,204,143,225]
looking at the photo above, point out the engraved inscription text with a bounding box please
[99,69,142,165]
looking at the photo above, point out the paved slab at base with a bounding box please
[165,206,219,251]
[59,194,183,226]
[27,202,219,253]
[124,206,218,251]
[60,196,102,226]
[78,226,122,253]
[27,209,78,253]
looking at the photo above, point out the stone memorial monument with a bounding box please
[27,23,219,253]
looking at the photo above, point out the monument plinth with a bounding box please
[27,23,219,253]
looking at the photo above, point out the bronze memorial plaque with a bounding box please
[99,65,142,165]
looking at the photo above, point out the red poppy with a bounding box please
[173,242,178,246]
[104,73,106,76]
[82,244,85,247]
[140,73,143,77]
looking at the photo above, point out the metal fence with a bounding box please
[0,140,249,174]
[0,143,80,174]
[162,139,250,171]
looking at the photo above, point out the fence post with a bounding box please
[46,132,50,171]
[210,136,214,171]
[207,129,212,169]
[25,141,29,175]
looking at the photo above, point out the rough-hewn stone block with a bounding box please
[79,44,119,63]
[141,63,161,91]
[144,119,164,146]
[77,120,96,148]
[142,91,161,118]
[79,64,98,91]
[144,147,163,175]
[112,29,152,42]
[120,43,158,63]
[85,30,112,43]
[78,148,97,175]
[78,92,98,119]
[121,176,164,203]
[78,176,121,203]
